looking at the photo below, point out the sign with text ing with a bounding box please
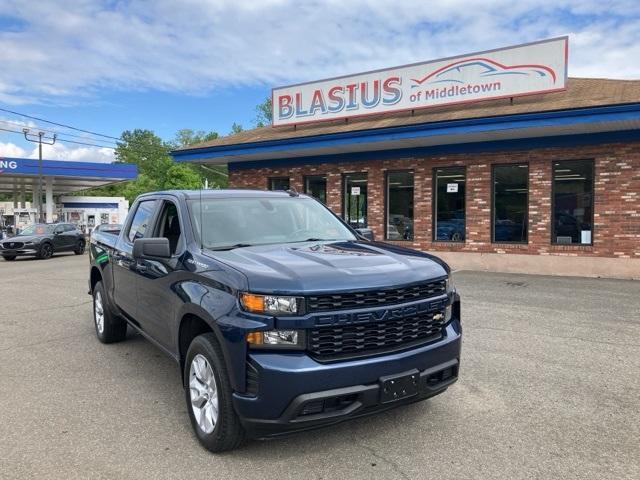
[272,37,568,127]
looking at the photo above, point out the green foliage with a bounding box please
[76,96,272,202]
[254,97,272,127]
[78,129,227,202]
[173,129,219,148]
[230,122,244,135]
[164,163,203,190]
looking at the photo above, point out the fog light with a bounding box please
[246,329,304,350]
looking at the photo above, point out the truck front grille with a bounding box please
[306,279,446,312]
[308,311,446,360]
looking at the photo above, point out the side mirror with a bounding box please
[133,237,171,259]
[54,228,63,235]
[355,227,375,241]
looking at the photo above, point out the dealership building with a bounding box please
[172,38,640,279]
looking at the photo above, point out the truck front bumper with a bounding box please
[233,319,461,438]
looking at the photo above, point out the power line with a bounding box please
[0,106,121,141]
[0,119,119,145]
[0,112,229,177]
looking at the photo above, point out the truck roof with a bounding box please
[137,189,310,200]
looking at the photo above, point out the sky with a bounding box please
[0,0,639,163]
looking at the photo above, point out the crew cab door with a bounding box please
[134,199,185,351]
[112,199,159,320]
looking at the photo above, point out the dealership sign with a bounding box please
[272,37,568,127]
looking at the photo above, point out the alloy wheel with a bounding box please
[41,244,53,259]
[189,354,219,434]
[94,291,104,334]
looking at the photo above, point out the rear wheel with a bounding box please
[93,281,127,343]
[37,242,54,259]
[2,255,16,261]
[184,333,245,452]
[74,239,86,255]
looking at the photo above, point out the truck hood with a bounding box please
[206,241,448,293]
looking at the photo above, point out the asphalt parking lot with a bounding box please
[0,253,638,480]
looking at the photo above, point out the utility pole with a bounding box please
[23,129,56,222]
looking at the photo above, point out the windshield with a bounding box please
[189,196,356,249]
[18,224,55,236]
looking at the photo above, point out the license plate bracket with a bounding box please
[379,370,419,404]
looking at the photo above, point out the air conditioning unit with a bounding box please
[556,236,573,244]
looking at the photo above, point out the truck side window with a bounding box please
[157,201,183,255]
[126,200,157,243]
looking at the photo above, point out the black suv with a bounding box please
[1,223,86,260]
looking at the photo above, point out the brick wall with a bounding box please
[228,141,640,259]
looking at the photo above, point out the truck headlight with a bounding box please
[445,274,455,321]
[445,274,455,295]
[246,330,305,350]
[240,293,302,315]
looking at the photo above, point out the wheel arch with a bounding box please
[90,266,102,294]
[176,305,239,390]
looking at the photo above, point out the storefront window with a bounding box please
[493,164,528,243]
[386,171,414,240]
[268,177,290,191]
[433,167,465,242]
[343,173,367,228]
[553,160,594,244]
[304,175,327,203]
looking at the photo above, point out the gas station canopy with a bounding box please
[0,157,137,195]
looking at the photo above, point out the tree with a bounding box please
[229,122,244,135]
[173,129,219,148]
[79,129,227,202]
[254,97,272,127]
[164,163,203,190]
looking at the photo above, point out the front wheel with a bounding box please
[74,239,86,255]
[37,242,54,259]
[184,333,245,452]
[92,281,127,343]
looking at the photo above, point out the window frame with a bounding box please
[152,199,186,257]
[491,162,530,244]
[432,166,466,243]
[342,172,368,228]
[123,199,159,246]
[384,169,414,241]
[267,176,290,191]
[551,158,595,246]
[303,174,327,203]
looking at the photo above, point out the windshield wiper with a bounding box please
[207,243,254,251]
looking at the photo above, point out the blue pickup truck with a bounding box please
[88,189,461,452]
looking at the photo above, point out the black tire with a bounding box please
[74,239,86,255]
[184,333,245,453]
[37,242,54,260]
[2,255,16,261]
[92,281,127,343]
